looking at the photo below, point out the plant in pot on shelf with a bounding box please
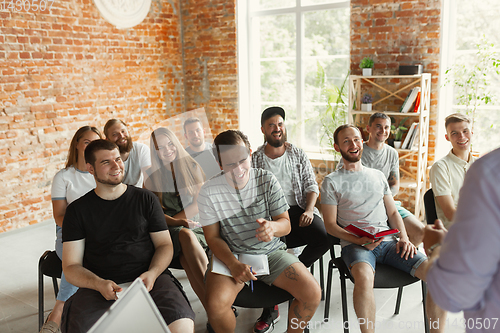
[361,93,373,111]
[390,116,409,149]
[360,57,374,76]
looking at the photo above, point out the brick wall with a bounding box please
[0,0,239,232]
[350,0,441,211]
[180,0,238,136]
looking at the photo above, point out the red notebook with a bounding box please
[344,224,399,240]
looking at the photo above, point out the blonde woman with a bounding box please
[144,128,209,309]
[40,126,102,333]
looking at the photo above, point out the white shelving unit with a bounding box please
[348,74,431,218]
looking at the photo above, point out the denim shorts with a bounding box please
[341,240,427,277]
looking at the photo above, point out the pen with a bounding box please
[250,267,254,293]
[361,242,371,247]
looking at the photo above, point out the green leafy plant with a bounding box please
[444,36,500,132]
[359,57,374,69]
[317,63,349,157]
[390,116,409,141]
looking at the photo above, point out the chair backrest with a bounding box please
[39,250,62,278]
[423,188,437,225]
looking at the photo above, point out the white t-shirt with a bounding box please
[262,151,297,206]
[429,150,476,227]
[51,166,96,204]
[122,142,151,188]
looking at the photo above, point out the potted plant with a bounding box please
[360,57,374,76]
[361,93,373,111]
[390,116,409,149]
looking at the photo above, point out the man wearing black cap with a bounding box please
[251,106,329,333]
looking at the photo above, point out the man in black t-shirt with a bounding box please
[60,140,195,333]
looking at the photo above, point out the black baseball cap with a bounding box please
[261,106,286,126]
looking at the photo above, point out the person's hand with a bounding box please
[361,237,383,251]
[97,279,122,300]
[177,218,192,228]
[255,218,275,242]
[138,271,158,292]
[299,210,314,227]
[228,261,257,284]
[396,237,417,260]
[424,219,448,254]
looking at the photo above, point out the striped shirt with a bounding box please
[198,168,289,255]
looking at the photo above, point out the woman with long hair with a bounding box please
[144,127,209,309]
[40,126,102,333]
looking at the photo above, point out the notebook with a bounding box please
[88,278,172,333]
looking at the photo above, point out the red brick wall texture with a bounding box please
[1,0,440,232]
[0,0,238,232]
[350,0,441,209]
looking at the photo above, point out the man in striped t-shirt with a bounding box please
[198,130,321,333]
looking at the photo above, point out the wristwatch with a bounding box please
[427,242,441,255]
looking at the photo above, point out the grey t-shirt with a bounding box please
[122,142,151,188]
[262,151,297,206]
[186,142,221,181]
[198,168,289,255]
[321,166,393,247]
[337,143,399,180]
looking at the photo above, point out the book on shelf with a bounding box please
[410,129,420,150]
[402,122,418,149]
[344,224,400,240]
[398,88,413,112]
[401,87,421,113]
[210,253,269,278]
[408,123,420,150]
[413,91,421,112]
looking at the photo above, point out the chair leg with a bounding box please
[38,264,44,331]
[319,256,325,301]
[52,277,59,297]
[323,260,334,321]
[394,286,403,315]
[340,273,349,333]
[422,280,429,333]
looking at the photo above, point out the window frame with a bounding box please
[238,0,350,154]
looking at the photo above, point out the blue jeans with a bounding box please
[341,240,427,277]
[55,226,79,301]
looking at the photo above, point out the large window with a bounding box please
[438,0,500,157]
[238,0,350,153]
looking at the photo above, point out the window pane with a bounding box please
[301,0,347,7]
[260,60,297,103]
[302,104,329,151]
[456,0,500,50]
[303,8,350,57]
[472,108,500,153]
[256,0,296,11]
[260,14,296,58]
[304,58,349,104]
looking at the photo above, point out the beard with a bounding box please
[265,130,287,148]
[95,173,124,186]
[190,138,203,148]
[340,146,363,163]
[116,136,133,154]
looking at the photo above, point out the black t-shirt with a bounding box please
[62,185,168,284]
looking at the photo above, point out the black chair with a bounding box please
[324,235,429,333]
[234,281,309,333]
[38,250,63,331]
[424,188,437,225]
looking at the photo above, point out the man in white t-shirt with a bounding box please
[337,113,425,245]
[104,119,151,188]
[429,113,476,228]
[183,117,220,180]
[321,124,446,333]
[251,107,329,333]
